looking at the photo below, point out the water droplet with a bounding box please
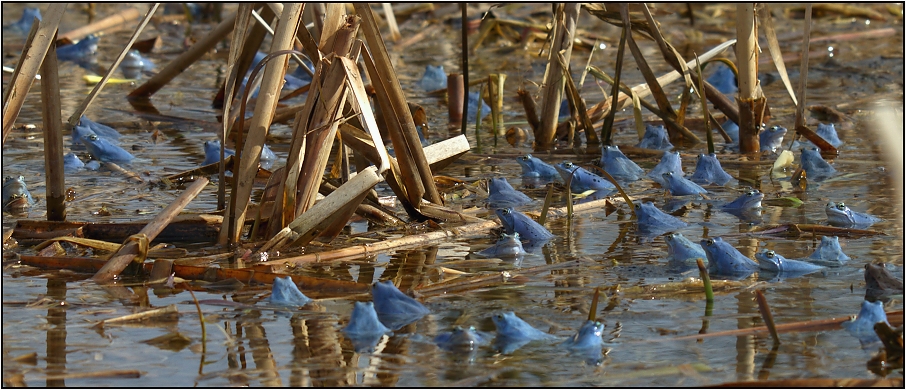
[599,43,607,50]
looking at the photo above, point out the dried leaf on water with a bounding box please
[762,197,804,208]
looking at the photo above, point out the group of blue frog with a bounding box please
[267,277,609,364]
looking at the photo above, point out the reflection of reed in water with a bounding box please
[289,314,345,387]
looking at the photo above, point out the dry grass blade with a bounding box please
[590,165,634,214]
[67,4,160,126]
[2,3,66,143]
[582,4,655,40]
[94,304,177,327]
[793,5,812,132]
[558,52,596,146]
[694,55,715,154]
[759,4,797,106]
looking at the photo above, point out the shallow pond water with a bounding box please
[2,3,904,387]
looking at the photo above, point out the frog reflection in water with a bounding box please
[800,147,837,181]
[664,233,707,272]
[476,232,525,259]
[434,325,491,352]
[806,236,850,267]
[825,201,881,229]
[554,161,615,193]
[661,172,707,196]
[864,263,904,302]
[700,237,759,279]
[561,320,606,365]
[635,202,688,234]
[647,151,683,186]
[689,153,733,186]
[600,145,645,182]
[516,154,560,182]
[342,301,391,352]
[486,177,533,209]
[491,311,554,354]
[842,300,890,346]
[496,208,553,252]
[635,124,673,151]
[760,125,787,153]
[755,249,824,279]
[2,176,35,212]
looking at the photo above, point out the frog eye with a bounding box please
[765,250,775,258]
[495,314,503,320]
[501,208,511,215]
[634,203,641,210]
[469,326,476,331]
[747,191,756,196]
[706,238,715,246]
[666,234,674,241]
[836,203,846,210]
[511,232,520,239]
[663,172,673,177]
[699,154,706,158]
[17,175,24,181]
[88,134,99,141]
[563,162,574,168]
[520,155,529,161]
[595,321,602,327]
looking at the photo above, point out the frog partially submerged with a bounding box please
[83,134,135,163]
[4,7,41,34]
[516,154,559,180]
[722,119,740,144]
[434,325,491,352]
[635,124,673,151]
[342,301,392,352]
[269,276,312,307]
[720,189,764,222]
[2,176,35,212]
[760,125,787,153]
[600,145,645,182]
[647,151,683,187]
[806,236,850,267]
[491,311,554,353]
[486,177,533,209]
[120,50,155,79]
[842,300,890,346]
[756,249,825,279]
[661,172,707,196]
[561,320,606,365]
[467,91,492,122]
[689,153,733,186]
[700,237,759,279]
[635,202,688,235]
[63,152,85,172]
[864,263,904,302]
[795,123,844,149]
[495,208,553,252]
[554,161,615,193]
[203,140,276,169]
[418,64,446,91]
[476,232,526,259]
[706,63,738,95]
[825,201,881,229]
[56,34,99,66]
[800,147,836,181]
[72,116,122,147]
[371,281,430,330]
[664,233,707,272]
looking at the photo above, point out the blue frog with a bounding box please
[83,134,134,163]
[435,325,492,352]
[600,145,645,182]
[561,320,606,365]
[760,125,787,153]
[496,207,554,252]
[63,152,84,172]
[467,91,492,122]
[842,300,890,346]
[664,232,707,271]
[722,119,740,144]
[56,34,99,65]
[476,232,526,259]
[4,7,41,33]
[120,50,154,79]
[689,153,733,186]
[554,161,615,193]
[806,236,850,267]
[635,124,673,151]
[795,123,844,149]
[486,177,533,209]
[371,280,430,330]
[700,237,759,279]
[2,176,35,212]
[800,147,836,181]
[492,311,554,354]
[418,64,446,91]
[661,172,707,196]
[825,201,881,229]
[647,151,683,187]
[342,301,392,352]
[756,249,825,279]
[721,189,764,211]
[706,63,737,95]
[269,276,312,306]
[516,154,559,179]
[635,202,688,234]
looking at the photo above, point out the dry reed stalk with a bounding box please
[601,25,627,145]
[58,7,140,41]
[94,304,177,327]
[381,3,401,41]
[39,36,66,221]
[488,74,506,135]
[93,177,209,282]
[460,3,469,136]
[557,52,595,147]
[759,4,797,107]
[220,4,304,244]
[793,5,813,133]
[695,55,715,154]
[517,88,541,133]
[129,11,237,98]
[213,5,269,110]
[448,73,464,123]
[736,4,761,153]
[320,4,348,48]
[2,4,66,143]
[536,3,580,150]
[356,3,442,206]
[44,370,143,381]
[67,4,160,126]
[2,19,39,105]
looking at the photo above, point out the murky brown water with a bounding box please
[3,3,904,386]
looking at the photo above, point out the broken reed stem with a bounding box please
[40,35,66,221]
[793,4,812,132]
[59,7,141,42]
[601,27,627,145]
[536,3,580,150]
[696,258,714,302]
[185,286,207,354]
[736,3,760,153]
[93,177,209,282]
[94,304,178,327]
[517,88,540,133]
[588,287,600,322]
[2,3,66,144]
[461,3,469,136]
[448,73,465,124]
[695,54,715,154]
[539,183,556,225]
[755,290,781,344]
[590,166,634,215]
[68,4,160,126]
[381,3,401,41]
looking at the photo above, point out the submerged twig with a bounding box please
[755,290,781,344]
